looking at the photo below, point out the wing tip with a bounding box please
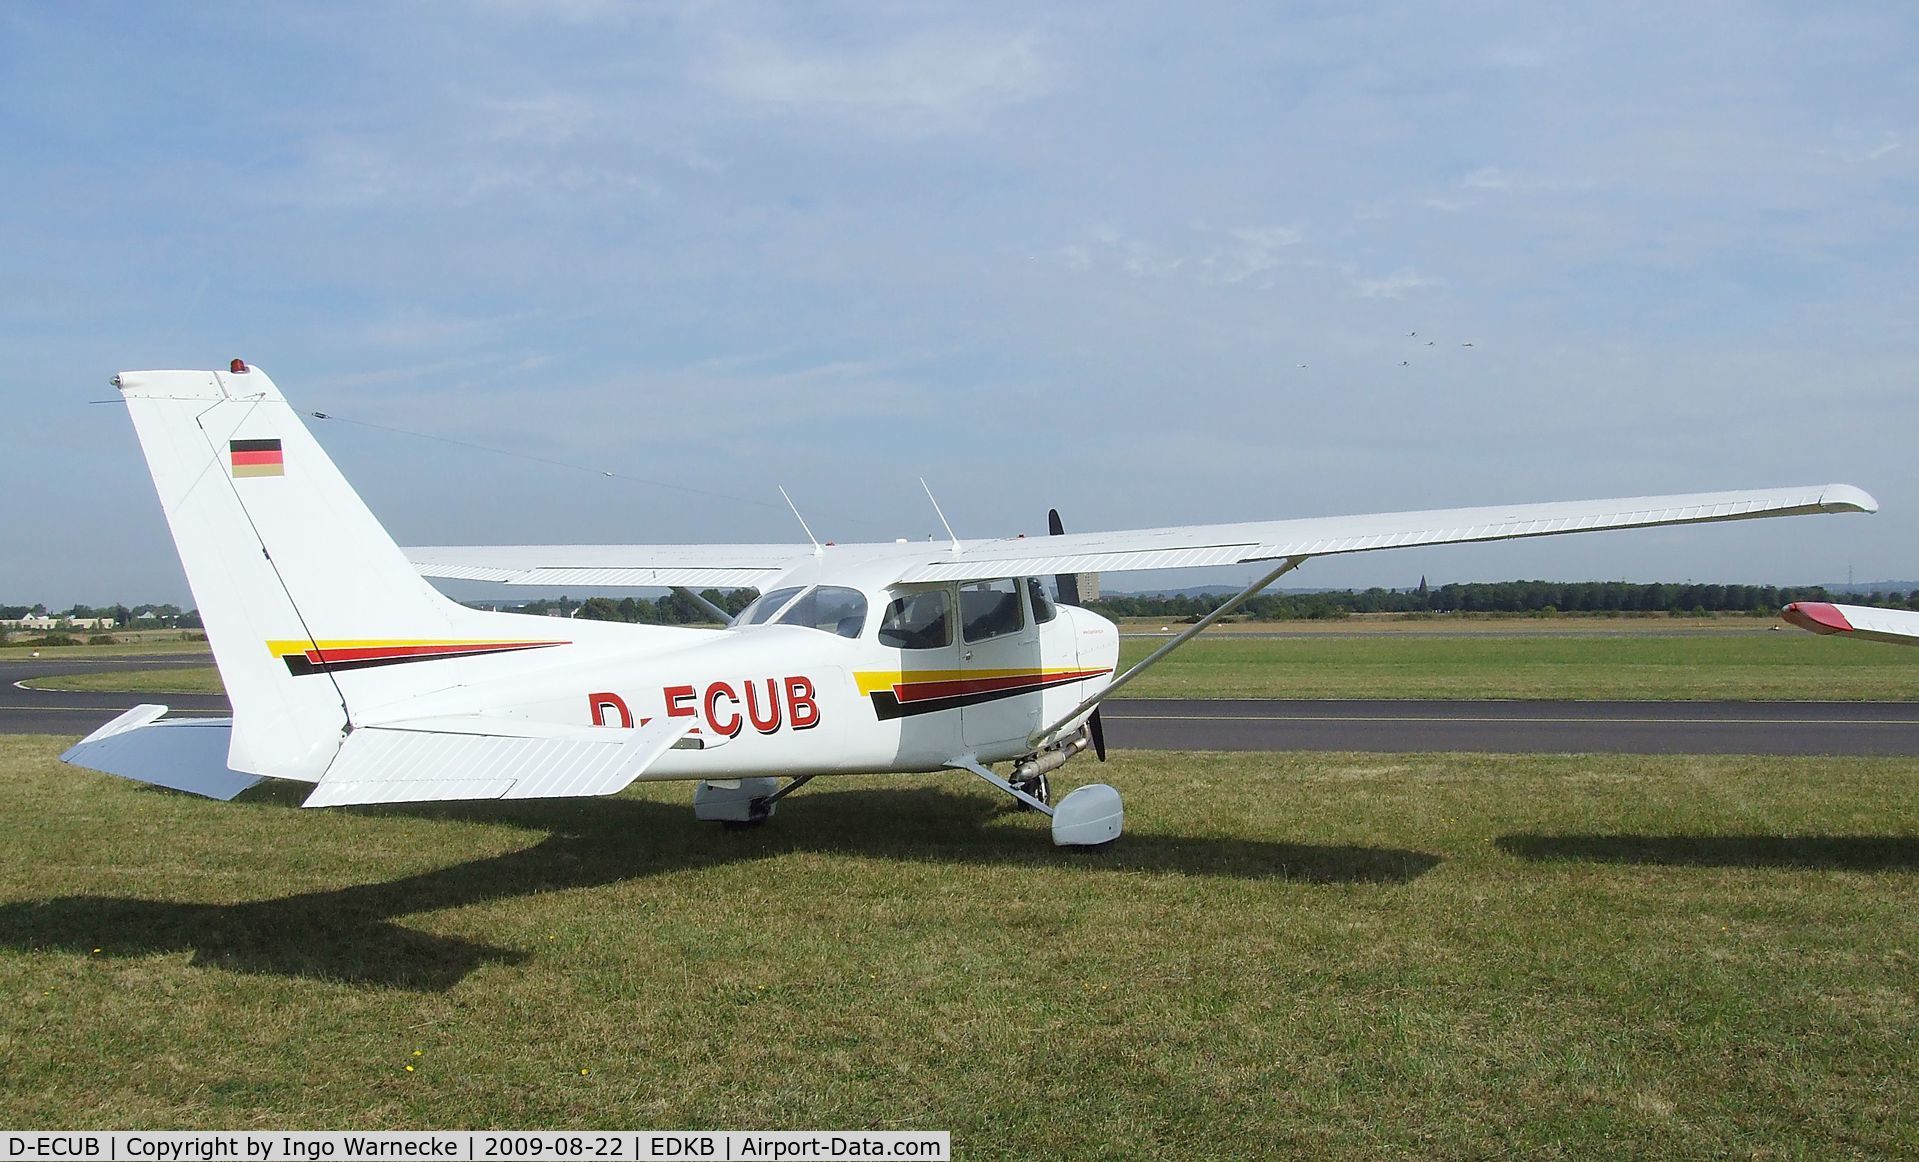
[1782,601,1853,635]
[1819,484,1879,514]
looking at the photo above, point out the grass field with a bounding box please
[19,668,225,695]
[2,734,1915,1155]
[1116,629,1919,700]
[0,638,209,660]
[18,620,1919,702]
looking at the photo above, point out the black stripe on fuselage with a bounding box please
[869,673,1090,721]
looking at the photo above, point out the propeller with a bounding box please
[1047,507,1106,761]
[1047,508,1079,605]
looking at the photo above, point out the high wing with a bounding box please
[1782,601,1919,647]
[404,543,813,589]
[407,483,1876,589]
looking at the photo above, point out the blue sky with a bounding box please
[2,2,1913,606]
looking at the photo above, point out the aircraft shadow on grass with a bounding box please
[0,784,1440,992]
[1496,833,1919,871]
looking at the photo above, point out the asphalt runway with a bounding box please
[6,654,1919,755]
[0,653,227,735]
[1101,698,1919,756]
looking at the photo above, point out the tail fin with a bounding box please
[117,365,581,780]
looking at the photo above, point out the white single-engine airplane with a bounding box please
[64,363,1879,848]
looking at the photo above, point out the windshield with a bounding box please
[774,586,869,639]
[734,587,805,627]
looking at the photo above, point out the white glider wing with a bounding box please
[1782,601,1919,647]
[407,483,1875,588]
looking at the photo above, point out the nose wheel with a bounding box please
[1008,771,1050,810]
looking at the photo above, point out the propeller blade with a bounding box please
[1048,508,1081,606]
[1089,708,1107,762]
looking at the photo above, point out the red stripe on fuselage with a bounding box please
[302,641,567,664]
[891,669,1109,702]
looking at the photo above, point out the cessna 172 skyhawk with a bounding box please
[64,363,1879,848]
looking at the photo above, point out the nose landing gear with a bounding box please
[947,741,1123,850]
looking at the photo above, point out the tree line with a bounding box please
[10,580,1912,636]
[493,590,757,625]
[0,603,202,628]
[1088,581,1916,621]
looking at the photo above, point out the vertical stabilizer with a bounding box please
[116,365,578,780]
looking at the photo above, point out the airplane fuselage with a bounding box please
[354,582,1119,781]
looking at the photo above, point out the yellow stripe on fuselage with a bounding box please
[853,668,1097,696]
[264,638,558,659]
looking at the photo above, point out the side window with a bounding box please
[878,589,953,650]
[775,586,869,639]
[1026,577,1058,624]
[962,579,1025,643]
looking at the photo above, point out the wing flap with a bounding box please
[405,543,813,589]
[302,713,696,808]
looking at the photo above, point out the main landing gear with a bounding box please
[694,775,816,830]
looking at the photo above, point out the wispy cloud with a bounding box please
[1352,268,1443,299]
[1047,222,1306,287]
[1825,129,1903,164]
[697,27,1053,135]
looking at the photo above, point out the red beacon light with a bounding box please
[230,358,249,374]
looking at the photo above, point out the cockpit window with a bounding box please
[735,586,805,627]
[1026,577,1058,624]
[774,586,869,639]
[879,589,953,650]
[962,579,1025,643]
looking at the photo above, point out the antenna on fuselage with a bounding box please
[778,485,824,556]
[919,477,963,554]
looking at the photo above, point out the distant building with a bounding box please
[1076,572,1100,601]
[0,616,116,630]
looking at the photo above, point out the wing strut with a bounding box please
[1028,554,1308,749]
[674,586,734,624]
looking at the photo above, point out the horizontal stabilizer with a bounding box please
[60,706,262,800]
[302,713,697,808]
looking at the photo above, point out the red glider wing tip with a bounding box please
[1781,601,1854,635]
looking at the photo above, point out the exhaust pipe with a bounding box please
[1013,734,1090,783]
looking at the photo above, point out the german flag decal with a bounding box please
[855,667,1111,721]
[266,638,568,677]
[230,438,284,478]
